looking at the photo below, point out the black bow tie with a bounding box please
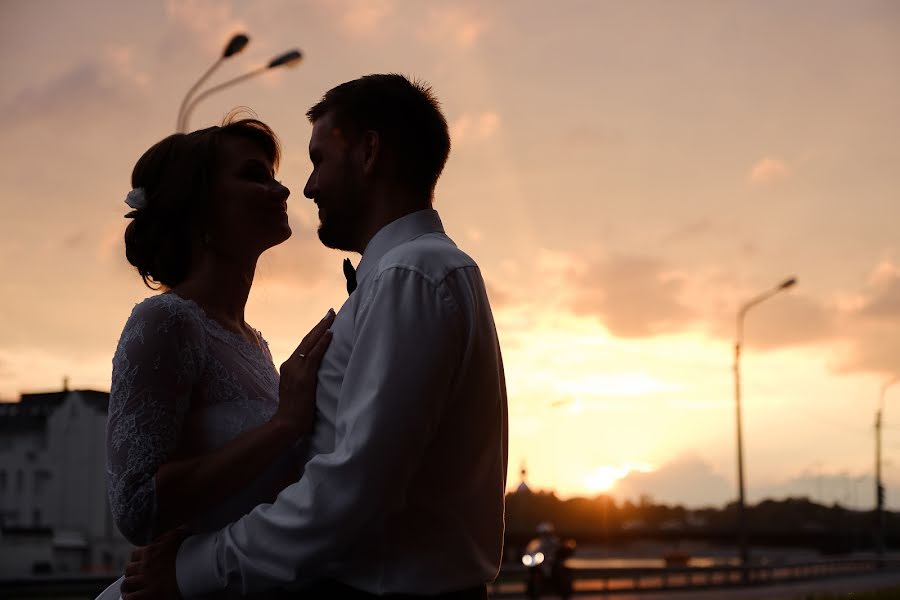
[343,258,357,295]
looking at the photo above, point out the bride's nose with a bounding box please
[272,181,290,201]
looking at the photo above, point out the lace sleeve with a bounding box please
[106,296,207,545]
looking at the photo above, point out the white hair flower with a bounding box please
[124,188,148,218]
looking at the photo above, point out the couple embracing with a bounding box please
[103,74,508,599]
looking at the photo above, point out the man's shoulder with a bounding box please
[376,232,478,282]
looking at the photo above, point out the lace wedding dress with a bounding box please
[97,293,299,600]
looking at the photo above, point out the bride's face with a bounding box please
[207,136,291,258]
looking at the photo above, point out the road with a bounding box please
[502,570,900,599]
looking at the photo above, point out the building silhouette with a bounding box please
[0,388,129,575]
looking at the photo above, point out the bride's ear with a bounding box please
[361,130,379,175]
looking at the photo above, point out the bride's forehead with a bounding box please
[218,136,271,166]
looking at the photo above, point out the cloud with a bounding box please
[0,61,133,128]
[164,0,247,55]
[614,456,733,507]
[728,292,836,351]
[835,259,900,377]
[104,45,151,89]
[858,262,900,320]
[749,157,789,185]
[450,112,500,145]
[336,0,396,37]
[418,6,488,49]
[568,255,696,338]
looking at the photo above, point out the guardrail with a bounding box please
[490,558,900,596]
[1,559,899,598]
[0,574,115,599]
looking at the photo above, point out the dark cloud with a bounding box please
[1,61,129,128]
[569,255,695,337]
[858,275,900,321]
[835,269,900,377]
[727,293,836,351]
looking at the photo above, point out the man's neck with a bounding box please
[356,189,430,254]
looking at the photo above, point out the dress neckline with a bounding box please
[159,292,268,358]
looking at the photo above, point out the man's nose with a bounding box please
[304,174,316,199]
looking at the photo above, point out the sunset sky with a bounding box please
[2,0,899,509]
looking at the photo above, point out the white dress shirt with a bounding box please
[176,209,509,596]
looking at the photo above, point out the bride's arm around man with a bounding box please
[123,74,508,599]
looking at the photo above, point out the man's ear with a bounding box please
[361,130,379,175]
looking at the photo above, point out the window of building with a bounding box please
[34,469,51,495]
[16,469,24,493]
[33,508,41,526]
[0,470,6,493]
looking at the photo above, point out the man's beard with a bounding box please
[317,185,367,252]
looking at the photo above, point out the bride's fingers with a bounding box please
[290,310,335,360]
[120,574,145,592]
[124,560,142,577]
[305,329,333,363]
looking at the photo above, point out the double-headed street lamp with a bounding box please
[876,377,899,558]
[734,276,797,569]
[177,34,303,132]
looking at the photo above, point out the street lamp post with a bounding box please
[176,33,250,132]
[734,276,797,571]
[876,378,899,559]
[178,48,303,133]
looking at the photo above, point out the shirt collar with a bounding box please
[355,209,445,282]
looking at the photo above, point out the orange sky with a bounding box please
[2,0,899,508]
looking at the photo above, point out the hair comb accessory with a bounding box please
[124,188,148,218]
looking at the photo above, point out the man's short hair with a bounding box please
[307,74,451,201]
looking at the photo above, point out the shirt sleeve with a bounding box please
[176,266,464,596]
[106,298,206,545]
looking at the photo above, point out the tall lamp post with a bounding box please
[178,48,303,133]
[876,378,899,558]
[176,33,250,131]
[734,276,797,569]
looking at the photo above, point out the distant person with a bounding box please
[97,114,334,599]
[119,74,508,599]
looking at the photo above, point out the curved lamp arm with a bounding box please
[179,49,303,133]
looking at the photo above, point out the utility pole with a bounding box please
[876,378,898,562]
[876,407,885,559]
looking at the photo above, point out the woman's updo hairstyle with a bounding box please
[124,109,281,289]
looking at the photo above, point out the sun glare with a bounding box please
[584,463,654,494]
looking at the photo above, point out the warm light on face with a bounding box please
[584,463,654,493]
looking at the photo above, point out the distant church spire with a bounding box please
[63,376,70,392]
[516,460,531,494]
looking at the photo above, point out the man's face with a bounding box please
[304,112,368,252]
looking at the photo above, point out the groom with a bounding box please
[122,74,508,599]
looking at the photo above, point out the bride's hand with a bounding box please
[275,309,335,436]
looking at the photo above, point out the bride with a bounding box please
[97,113,333,599]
